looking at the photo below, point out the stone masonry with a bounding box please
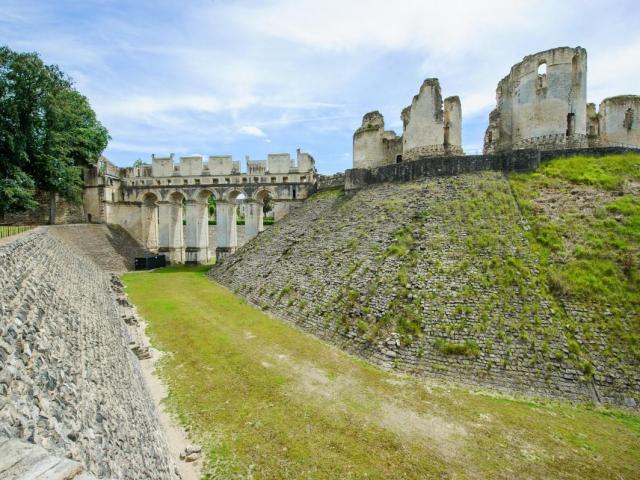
[484,47,640,153]
[0,229,177,479]
[210,173,639,408]
[353,79,462,169]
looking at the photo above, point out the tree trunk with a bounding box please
[49,192,56,225]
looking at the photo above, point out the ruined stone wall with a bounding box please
[317,172,346,190]
[104,202,145,244]
[210,173,638,407]
[352,79,462,168]
[401,79,463,160]
[352,111,399,169]
[443,96,462,148]
[345,147,640,190]
[402,79,443,155]
[345,149,541,190]
[598,96,640,147]
[0,229,176,479]
[484,47,588,153]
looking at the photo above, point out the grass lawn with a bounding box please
[123,265,640,480]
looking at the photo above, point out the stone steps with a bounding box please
[50,224,151,272]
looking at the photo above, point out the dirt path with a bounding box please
[137,317,202,480]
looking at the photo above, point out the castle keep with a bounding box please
[483,47,639,153]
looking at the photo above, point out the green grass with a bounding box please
[123,265,640,480]
[434,339,481,357]
[510,153,640,363]
[538,153,640,190]
[0,225,33,239]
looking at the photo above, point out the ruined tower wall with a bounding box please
[443,96,462,148]
[512,48,587,146]
[402,79,444,157]
[484,47,588,153]
[353,111,397,169]
[598,96,640,147]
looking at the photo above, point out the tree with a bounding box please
[133,158,145,167]
[0,46,109,221]
[208,195,216,218]
[263,195,273,215]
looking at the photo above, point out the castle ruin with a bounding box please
[484,47,639,153]
[353,79,462,169]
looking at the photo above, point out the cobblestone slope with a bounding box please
[210,173,639,407]
[0,229,177,479]
[51,224,150,272]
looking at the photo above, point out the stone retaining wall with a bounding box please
[0,229,177,479]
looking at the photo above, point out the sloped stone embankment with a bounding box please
[0,228,176,479]
[210,173,638,407]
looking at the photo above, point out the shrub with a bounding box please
[434,339,480,357]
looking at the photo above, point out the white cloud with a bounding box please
[238,126,267,138]
[227,0,548,56]
[587,38,640,104]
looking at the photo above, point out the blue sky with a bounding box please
[2,0,639,173]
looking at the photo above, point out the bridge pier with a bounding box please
[140,194,159,251]
[185,199,209,264]
[215,200,237,261]
[158,199,184,263]
[244,199,263,239]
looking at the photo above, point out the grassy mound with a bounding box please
[511,153,640,376]
[209,156,639,405]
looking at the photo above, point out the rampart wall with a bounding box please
[345,146,640,190]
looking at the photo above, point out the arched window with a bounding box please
[536,62,548,91]
[537,62,547,75]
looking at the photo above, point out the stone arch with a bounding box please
[195,187,220,202]
[223,187,246,202]
[252,187,276,201]
[245,188,275,238]
[215,188,246,261]
[168,191,186,204]
[183,189,211,264]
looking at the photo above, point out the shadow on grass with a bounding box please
[145,263,213,275]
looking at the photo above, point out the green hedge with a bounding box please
[0,225,34,239]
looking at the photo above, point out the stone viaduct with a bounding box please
[83,149,317,263]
